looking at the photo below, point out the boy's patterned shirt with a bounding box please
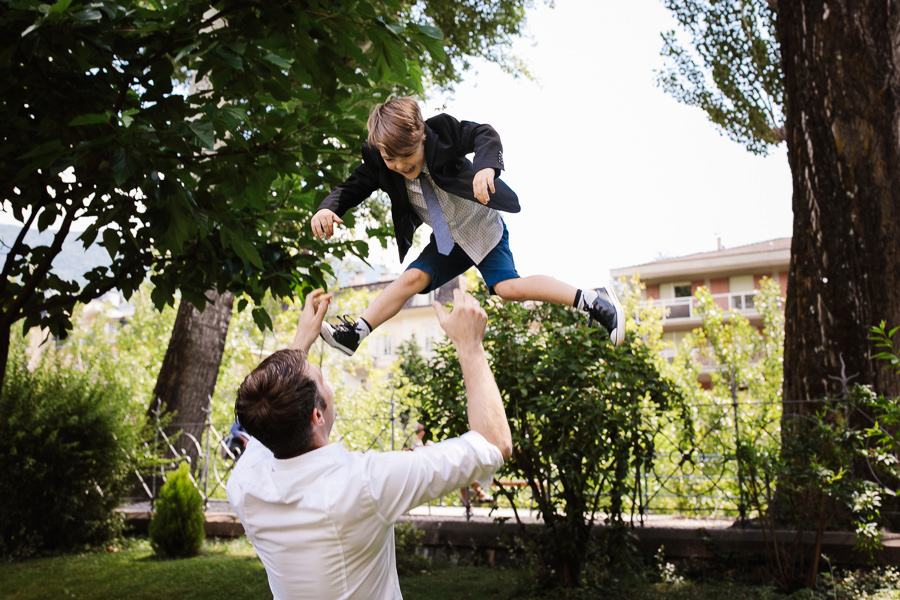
[405,164,504,263]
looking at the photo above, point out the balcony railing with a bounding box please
[648,291,758,322]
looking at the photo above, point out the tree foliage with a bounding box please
[657,0,784,154]
[418,0,542,85]
[0,0,541,389]
[405,286,687,589]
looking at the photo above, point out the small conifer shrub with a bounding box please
[149,462,205,558]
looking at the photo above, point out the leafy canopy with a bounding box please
[1,0,540,347]
[657,0,784,154]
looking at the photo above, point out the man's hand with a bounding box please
[433,289,487,354]
[292,289,333,352]
[311,209,344,239]
[473,168,495,205]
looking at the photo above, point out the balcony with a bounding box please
[648,291,759,322]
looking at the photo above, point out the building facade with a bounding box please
[610,238,791,383]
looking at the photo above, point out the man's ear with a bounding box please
[311,407,325,426]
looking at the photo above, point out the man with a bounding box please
[226,288,512,600]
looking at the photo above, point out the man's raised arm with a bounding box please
[433,290,512,459]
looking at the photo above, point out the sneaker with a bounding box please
[587,285,625,347]
[320,316,362,356]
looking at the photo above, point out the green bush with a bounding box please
[404,285,687,590]
[394,521,430,575]
[0,337,144,558]
[149,462,205,558]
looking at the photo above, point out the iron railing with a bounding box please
[136,394,785,522]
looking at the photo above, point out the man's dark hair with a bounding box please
[235,349,324,458]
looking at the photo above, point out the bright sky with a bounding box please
[403,0,794,289]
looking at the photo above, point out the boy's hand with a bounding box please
[311,209,344,239]
[473,168,495,205]
[292,289,333,352]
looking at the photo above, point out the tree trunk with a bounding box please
[149,289,235,471]
[777,1,900,410]
[775,1,900,538]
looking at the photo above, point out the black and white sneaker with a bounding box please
[320,316,363,356]
[587,285,625,347]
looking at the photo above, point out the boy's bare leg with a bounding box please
[492,275,577,304]
[493,275,625,347]
[320,268,431,356]
[360,268,432,329]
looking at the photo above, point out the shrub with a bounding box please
[394,521,430,575]
[0,337,145,558]
[149,462,205,558]
[405,285,688,589]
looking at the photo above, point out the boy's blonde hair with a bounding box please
[367,97,425,156]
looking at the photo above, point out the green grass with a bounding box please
[3,537,900,600]
[3,538,269,600]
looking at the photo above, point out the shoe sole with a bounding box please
[597,284,626,348]
[319,322,356,357]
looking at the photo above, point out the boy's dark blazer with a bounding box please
[316,113,521,262]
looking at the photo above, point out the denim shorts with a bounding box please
[407,222,520,294]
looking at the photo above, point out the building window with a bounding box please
[668,283,692,319]
[673,284,692,298]
[732,293,756,311]
[371,334,393,357]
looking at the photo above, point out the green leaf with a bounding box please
[102,227,121,258]
[72,8,103,21]
[223,228,264,270]
[20,139,66,160]
[251,307,273,331]
[217,105,247,130]
[187,121,216,150]
[69,113,111,126]
[263,54,293,70]
[49,0,75,14]
[417,23,443,39]
[214,47,244,71]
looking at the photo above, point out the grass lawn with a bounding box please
[3,537,899,600]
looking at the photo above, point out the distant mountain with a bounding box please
[0,224,112,286]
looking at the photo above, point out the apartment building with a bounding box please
[610,238,791,382]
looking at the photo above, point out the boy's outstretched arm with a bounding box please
[311,209,344,239]
[472,168,496,205]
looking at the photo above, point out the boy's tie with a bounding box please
[418,175,454,255]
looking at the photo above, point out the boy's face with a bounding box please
[379,140,425,179]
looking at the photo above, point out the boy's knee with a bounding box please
[400,269,432,292]
[493,278,522,300]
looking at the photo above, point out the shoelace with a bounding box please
[335,315,356,330]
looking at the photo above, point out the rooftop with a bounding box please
[611,237,791,283]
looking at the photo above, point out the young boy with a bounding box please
[311,97,624,356]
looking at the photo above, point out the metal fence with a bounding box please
[134,408,425,508]
[135,394,788,523]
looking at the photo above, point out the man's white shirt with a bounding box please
[226,431,503,600]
